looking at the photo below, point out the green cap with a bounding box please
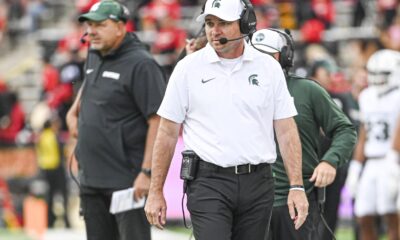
[78,0,129,23]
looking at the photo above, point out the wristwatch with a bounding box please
[141,168,151,177]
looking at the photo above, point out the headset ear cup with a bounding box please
[280,46,288,68]
[287,50,293,68]
[239,7,257,34]
[283,43,294,68]
[239,10,249,34]
[247,8,257,34]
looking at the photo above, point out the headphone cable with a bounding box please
[182,181,192,229]
[68,148,80,189]
[318,193,337,240]
[319,211,337,240]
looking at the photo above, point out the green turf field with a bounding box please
[0,229,31,240]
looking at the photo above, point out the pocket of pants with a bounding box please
[186,174,231,213]
[262,165,273,179]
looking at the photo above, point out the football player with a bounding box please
[346,49,400,240]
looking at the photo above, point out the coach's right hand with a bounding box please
[287,190,309,230]
[144,190,167,230]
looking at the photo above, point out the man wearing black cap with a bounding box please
[66,1,166,239]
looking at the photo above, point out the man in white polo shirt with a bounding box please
[145,0,308,239]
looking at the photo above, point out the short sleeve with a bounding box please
[131,59,166,119]
[157,61,189,123]
[273,66,297,120]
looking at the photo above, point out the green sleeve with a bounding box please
[310,83,357,167]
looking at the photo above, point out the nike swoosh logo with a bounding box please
[86,69,94,74]
[201,77,216,83]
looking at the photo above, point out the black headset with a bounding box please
[239,0,257,35]
[267,28,295,69]
[201,0,257,35]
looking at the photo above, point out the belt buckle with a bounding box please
[235,164,251,175]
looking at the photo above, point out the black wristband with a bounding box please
[289,185,304,189]
[141,168,151,177]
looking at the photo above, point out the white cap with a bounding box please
[196,0,244,22]
[251,29,285,54]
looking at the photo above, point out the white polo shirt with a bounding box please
[158,42,297,167]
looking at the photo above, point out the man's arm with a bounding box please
[274,117,303,185]
[133,114,160,200]
[145,117,180,230]
[274,117,308,230]
[66,87,83,138]
[310,85,357,187]
[352,124,366,163]
[392,117,400,152]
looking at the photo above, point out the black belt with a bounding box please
[198,159,270,175]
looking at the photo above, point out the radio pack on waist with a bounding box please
[180,150,200,181]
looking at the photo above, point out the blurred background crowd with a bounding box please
[0,0,399,239]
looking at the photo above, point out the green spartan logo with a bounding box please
[212,0,221,8]
[249,74,259,86]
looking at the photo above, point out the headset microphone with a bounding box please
[219,34,248,44]
[80,32,88,44]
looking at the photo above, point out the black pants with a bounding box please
[80,186,150,240]
[186,162,274,240]
[269,199,319,240]
[319,164,348,239]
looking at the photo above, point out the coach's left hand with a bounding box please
[309,161,336,187]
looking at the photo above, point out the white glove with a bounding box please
[345,160,363,198]
[385,149,400,165]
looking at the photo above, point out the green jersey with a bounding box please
[273,75,357,207]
